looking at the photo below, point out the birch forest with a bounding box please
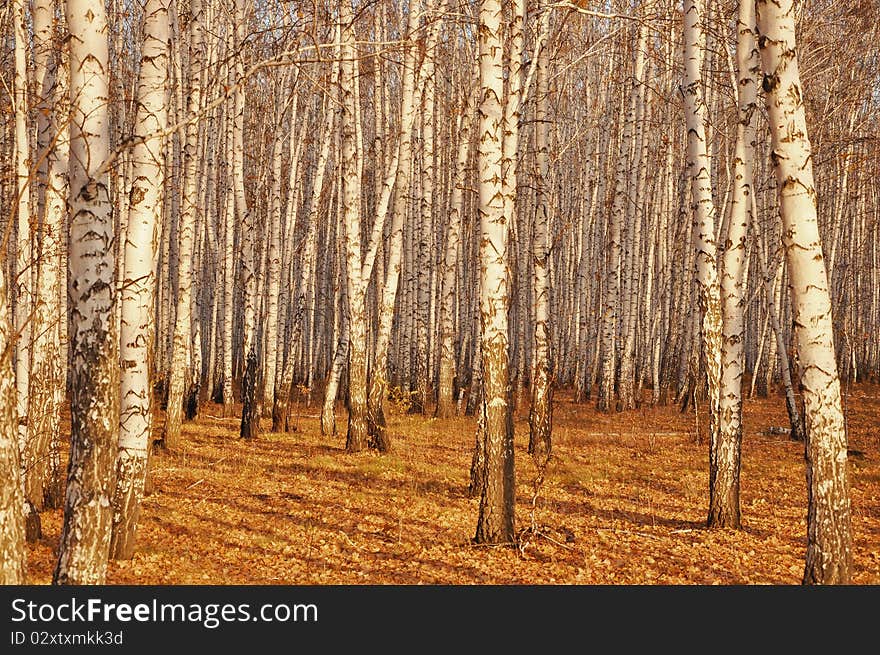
[1,0,879,586]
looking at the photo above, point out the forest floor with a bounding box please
[26,385,880,584]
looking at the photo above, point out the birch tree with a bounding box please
[474,0,514,544]
[712,0,760,530]
[164,0,204,449]
[339,0,369,452]
[28,0,67,517]
[528,2,552,463]
[0,265,25,583]
[682,0,723,528]
[12,0,38,538]
[756,0,852,585]
[436,64,477,419]
[54,0,118,585]
[366,2,425,451]
[237,0,259,440]
[110,0,169,560]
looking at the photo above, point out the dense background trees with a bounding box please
[1,0,877,585]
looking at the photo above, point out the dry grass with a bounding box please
[26,385,880,584]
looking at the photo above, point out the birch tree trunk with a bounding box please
[436,67,477,419]
[366,3,425,452]
[54,0,118,585]
[528,8,552,464]
[756,0,852,584]
[0,265,26,583]
[221,66,236,417]
[340,0,369,452]
[683,0,723,527]
[712,0,759,530]
[110,0,169,560]
[261,83,288,417]
[287,82,336,434]
[236,0,259,440]
[29,0,67,516]
[164,0,204,449]
[412,21,438,416]
[474,0,514,544]
[12,0,38,538]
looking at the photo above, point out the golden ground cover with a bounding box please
[26,386,880,584]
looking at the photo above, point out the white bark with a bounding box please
[55,0,118,585]
[683,0,723,521]
[165,0,205,448]
[474,0,514,544]
[756,0,852,585]
[110,0,169,560]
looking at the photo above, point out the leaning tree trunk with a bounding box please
[474,0,515,545]
[682,0,724,528]
[0,265,26,584]
[756,0,852,585]
[54,0,119,585]
[109,0,169,561]
[164,0,204,449]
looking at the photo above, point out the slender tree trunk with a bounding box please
[339,3,369,452]
[683,0,724,527]
[54,0,119,585]
[164,0,204,449]
[109,0,169,560]
[278,86,335,433]
[0,265,26,583]
[221,75,236,417]
[366,3,425,452]
[29,0,67,516]
[712,0,759,530]
[474,0,515,545]
[529,11,552,464]
[436,67,477,419]
[13,0,40,540]
[237,0,259,440]
[756,0,852,584]
[261,84,288,417]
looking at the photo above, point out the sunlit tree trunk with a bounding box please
[109,0,169,560]
[436,66,477,419]
[54,0,118,585]
[528,7,552,464]
[0,265,26,583]
[756,0,852,585]
[164,0,205,449]
[683,0,723,526]
[12,0,37,538]
[236,0,259,440]
[366,2,425,452]
[474,0,514,544]
[221,57,236,417]
[339,0,369,452]
[261,80,289,417]
[29,0,67,518]
[711,0,759,530]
